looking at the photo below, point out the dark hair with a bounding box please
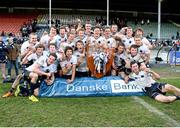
[48,43,57,49]
[93,26,101,31]
[130,61,138,67]
[117,41,125,48]
[50,26,57,30]
[64,46,73,54]
[115,41,125,53]
[60,26,66,30]
[130,44,138,50]
[130,61,142,68]
[49,53,57,60]
[75,40,84,50]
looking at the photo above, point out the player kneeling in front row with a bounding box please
[25,53,57,102]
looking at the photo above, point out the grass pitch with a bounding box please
[0,66,179,127]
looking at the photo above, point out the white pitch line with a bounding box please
[132,96,180,127]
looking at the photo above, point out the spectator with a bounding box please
[141,19,145,25]
[147,19,150,25]
[6,37,19,79]
[2,44,46,98]
[135,18,138,25]
[20,23,28,37]
[176,31,179,39]
[0,36,8,80]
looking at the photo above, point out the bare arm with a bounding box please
[67,64,76,84]
[21,49,31,59]
[145,68,160,80]
[21,51,33,65]
[32,63,50,77]
[62,64,71,75]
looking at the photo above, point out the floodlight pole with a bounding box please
[107,0,109,26]
[157,0,163,40]
[49,0,52,27]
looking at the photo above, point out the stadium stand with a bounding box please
[0,14,38,34]
[37,14,105,25]
[127,20,179,39]
[1,12,178,40]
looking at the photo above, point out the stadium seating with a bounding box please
[1,13,178,40]
[37,14,101,25]
[127,20,179,39]
[0,14,38,34]
[36,14,179,39]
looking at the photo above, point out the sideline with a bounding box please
[132,96,180,127]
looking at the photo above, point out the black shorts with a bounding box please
[23,70,43,85]
[0,55,7,63]
[145,82,166,99]
[76,71,89,77]
[24,70,31,80]
[61,75,72,79]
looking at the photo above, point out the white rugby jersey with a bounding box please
[103,37,116,48]
[89,36,105,45]
[74,50,88,72]
[114,52,127,67]
[130,71,156,88]
[122,37,135,48]
[56,34,67,49]
[142,37,151,48]
[127,53,144,63]
[59,41,75,52]
[40,34,59,50]
[74,35,88,45]
[21,40,39,54]
[26,56,57,73]
[27,51,47,62]
[60,55,77,75]
[138,43,150,54]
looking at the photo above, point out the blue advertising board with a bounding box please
[39,76,145,97]
[169,51,180,65]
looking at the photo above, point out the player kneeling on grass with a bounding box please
[24,53,57,102]
[129,61,180,103]
[2,44,46,98]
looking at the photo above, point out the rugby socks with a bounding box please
[176,96,180,100]
[9,88,15,93]
[19,86,29,96]
[29,83,36,96]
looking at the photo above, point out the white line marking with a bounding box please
[133,96,180,127]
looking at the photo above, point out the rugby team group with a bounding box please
[1,22,180,103]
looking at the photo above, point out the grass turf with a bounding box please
[0,66,180,127]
